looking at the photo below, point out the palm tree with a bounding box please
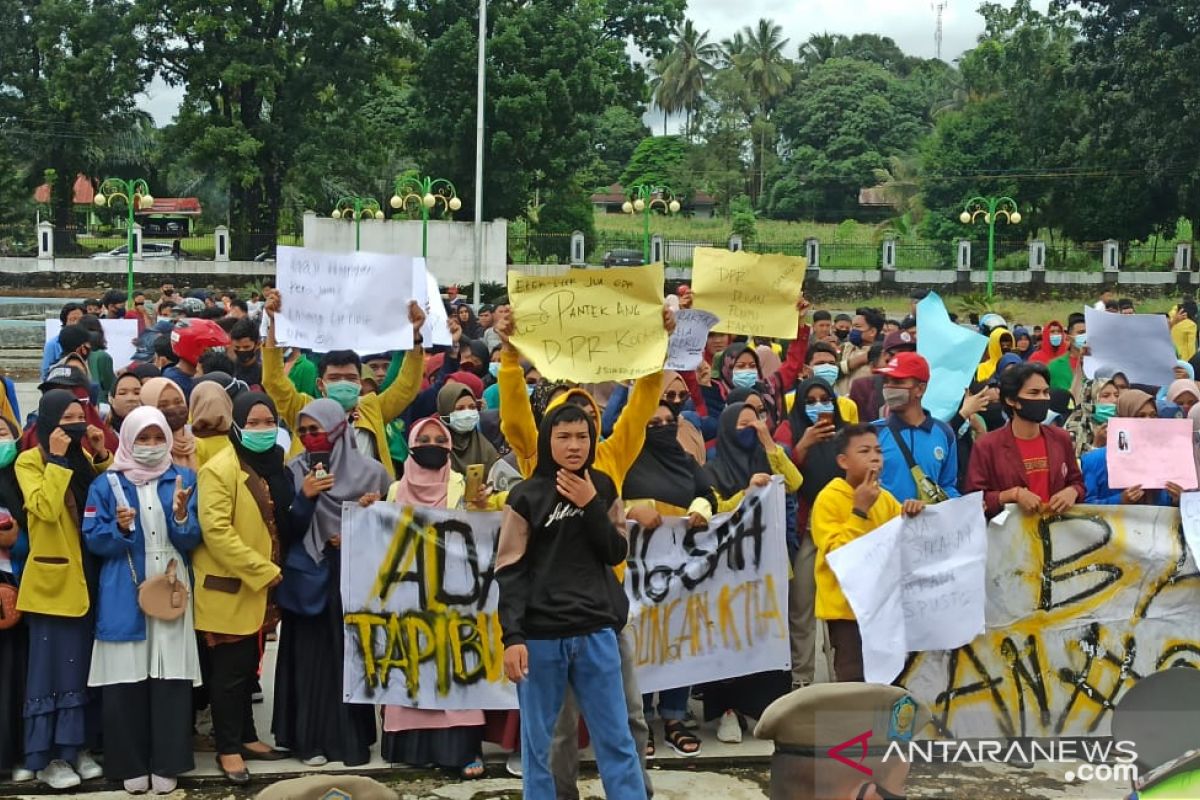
[649,56,681,136]
[734,19,792,203]
[799,32,846,69]
[656,20,719,139]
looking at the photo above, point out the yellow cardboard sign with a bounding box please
[691,248,806,338]
[508,264,667,382]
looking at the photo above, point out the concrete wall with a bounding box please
[302,215,508,286]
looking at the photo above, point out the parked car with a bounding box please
[602,249,644,268]
[90,243,175,260]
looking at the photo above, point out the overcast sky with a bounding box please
[136,0,1051,127]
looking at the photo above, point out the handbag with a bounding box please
[127,551,189,622]
[275,544,330,617]
[0,575,19,630]
[887,416,950,505]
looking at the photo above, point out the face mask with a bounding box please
[448,409,480,433]
[735,427,758,450]
[1074,333,1087,348]
[131,443,170,467]
[488,362,501,378]
[663,400,684,419]
[237,350,258,365]
[0,441,16,468]
[324,380,361,411]
[646,423,678,448]
[805,402,835,423]
[731,369,758,390]
[300,431,334,454]
[1013,398,1050,423]
[812,364,840,385]
[237,426,278,453]
[60,423,87,442]
[1048,334,1063,347]
[835,328,849,342]
[882,387,911,410]
[848,329,864,347]
[1092,403,1117,424]
[525,384,535,397]
[409,445,450,470]
[161,406,188,431]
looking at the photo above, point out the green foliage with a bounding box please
[586,107,649,188]
[533,181,596,262]
[620,136,689,191]
[729,194,756,246]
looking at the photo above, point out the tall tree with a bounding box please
[798,32,846,69]
[654,20,718,139]
[732,18,792,205]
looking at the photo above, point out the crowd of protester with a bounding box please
[0,279,1196,797]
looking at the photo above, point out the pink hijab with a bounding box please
[110,406,175,485]
[391,417,452,508]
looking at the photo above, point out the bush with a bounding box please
[730,195,757,249]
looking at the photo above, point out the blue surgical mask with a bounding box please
[805,402,834,423]
[735,427,758,450]
[731,369,758,390]
[1049,334,1063,347]
[488,362,501,378]
[812,364,840,385]
[1074,333,1087,348]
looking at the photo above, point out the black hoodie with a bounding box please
[496,404,629,647]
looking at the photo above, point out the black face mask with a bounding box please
[1013,398,1050,423]
[60,422,87,442]
[237,350,258,365]
[835,328,850,342]
[645,424,678,448]
[663,401,684,419]
[409,445,450,470]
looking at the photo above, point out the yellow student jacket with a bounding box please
[15,447,111,617]
[193,445,282,636]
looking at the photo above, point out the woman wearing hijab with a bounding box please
[15,390,112,789]
[0,417,30,781]
[82,406,200,794]
[975,328,1016,384]
[107,372,143,432]
[1166,380,1200,418]
[21,366,119,456]
[699,402,800,744]
[623,402,715,758]
[382,416,488,778]
[79,316,116,396]
[1064,378,1120,456]
[272,398,388,768]
[1081,390,1181,506]
[194,392,307,784]
[437,382,499,478]
[1012,326,1033,359]
[1028,321,1069,365]
[189,381,235,468]
[139,378,196,471]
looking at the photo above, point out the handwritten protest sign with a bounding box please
[1106,418,1198,490]
[273,246,418,353]
[46,318,138,371]
[1083,307,1176,387]
[827,493,987,684]
[690,248,806,338]
[341,480,791,709]
[916,293,989,423]
[665,309,720,371]
[508,264,667,382]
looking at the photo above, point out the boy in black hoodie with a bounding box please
[497,403,645,800]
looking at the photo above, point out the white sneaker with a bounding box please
[124,775,150,794]
[36,760,81,789]
[716,710,743,744]
[75,751,103,780]
[151,774,177,794]
[302,755,328,766]
[505,752,523,777]
[11,766,35,782]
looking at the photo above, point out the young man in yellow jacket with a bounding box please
[810,424,924,682]
[260,290,426,479]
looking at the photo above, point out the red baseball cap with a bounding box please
[873,351,930,383]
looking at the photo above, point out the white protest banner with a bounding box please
[665,309,720,372]
[341,481,791,709]
[1181,492,1200,565]
[1083,307,1176,387]
[1107,418,1198,490]
[411,261,452,347]
[900,504,1200,738]
[624,479,791,692]
[827,493,987,684]
[273,245,417,353]
[45,318,139,371]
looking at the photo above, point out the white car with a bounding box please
[90,243,176,260]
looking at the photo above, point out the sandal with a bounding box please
[461,757,485,780]
[664,721,701,757]
[646,729,656,759]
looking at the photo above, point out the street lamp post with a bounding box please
[93,178,154,308]
[960,196,1021,300]
[332,195,384,252]
[622,184,680,264]
[390,176,462,259]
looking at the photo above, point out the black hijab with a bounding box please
[37,389,94,521]
[0,418,27,535]
[460,338,490,377]
[623,404,716,510]
[230,391,294,534]
[787,377,846,502]
[704,402,773,498]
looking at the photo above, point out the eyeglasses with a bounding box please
[662,391,688,403]
[647,418,675,428]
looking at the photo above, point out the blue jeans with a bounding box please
[518,630,646,800]
[642,687,689,722]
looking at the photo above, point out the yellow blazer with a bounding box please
[15,447,111,617]
[194,434,232,469]
[194,445,282,636]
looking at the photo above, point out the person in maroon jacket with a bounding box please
[966,361,1086,519]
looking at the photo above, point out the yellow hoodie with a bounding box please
[810,476,901,621]
[975,328,1013,383]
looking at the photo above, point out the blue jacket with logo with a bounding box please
[873,413,961,503]
[83,465,201,642]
